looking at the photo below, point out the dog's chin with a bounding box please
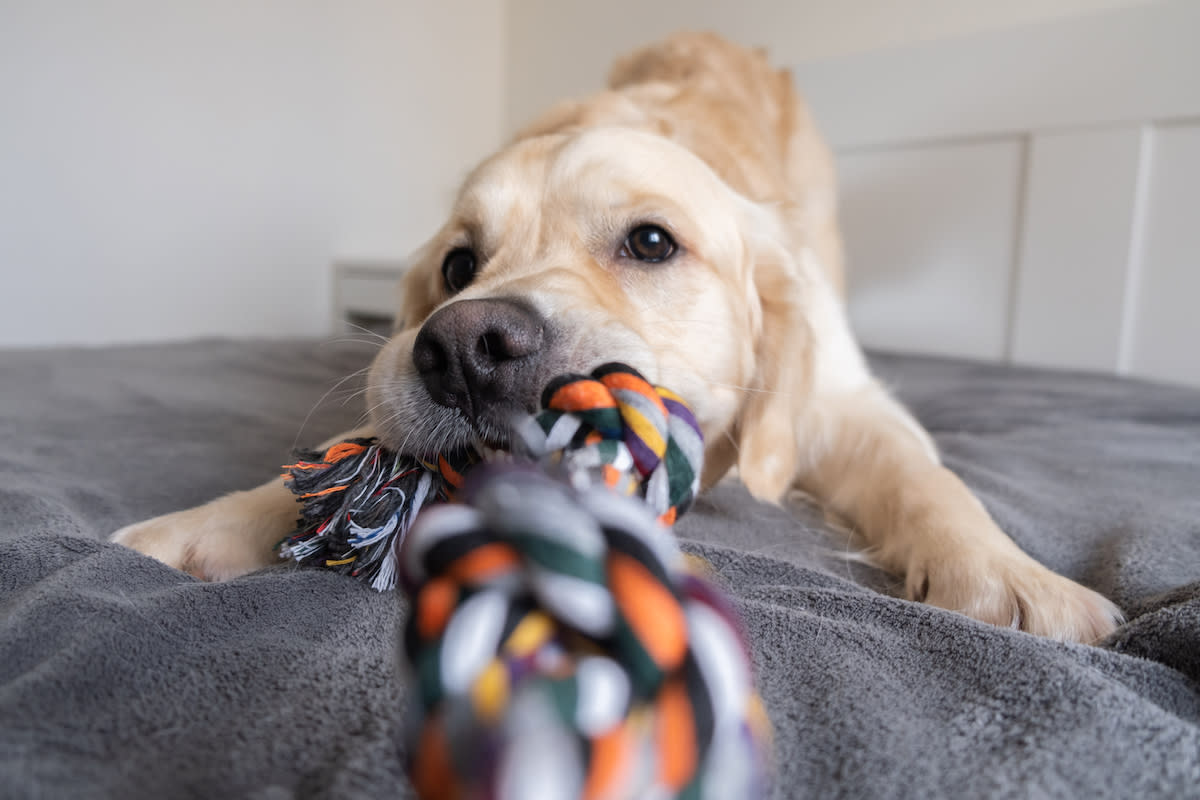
[370,395,517,459]
[460,408,517,454]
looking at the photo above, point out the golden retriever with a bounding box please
[113,33,1120,642]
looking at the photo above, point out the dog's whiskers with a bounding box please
[292,366,372,450]
[336,386,371,408]
[319,336,387,350]
[340,320,392,345]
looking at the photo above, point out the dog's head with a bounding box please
[366,125,818,497]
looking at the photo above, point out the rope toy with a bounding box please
[518,362,704,526]
[278,363,703,589]
[279,362,770,798]
[401,467,771,800]
[279,443,475,590]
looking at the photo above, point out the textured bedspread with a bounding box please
[1,340,1198,798]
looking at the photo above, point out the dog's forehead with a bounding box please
[460,128,736,222]
[548,127,729,196]
[454,136,555,228]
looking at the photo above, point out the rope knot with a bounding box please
[521,363,704,525]
[401,467,770,800]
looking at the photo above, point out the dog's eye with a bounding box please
[622,225,677,263]
[441,248,478,293]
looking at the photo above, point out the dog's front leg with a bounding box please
[793,386,1122,642]
[111,427,373,581]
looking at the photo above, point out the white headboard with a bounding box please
[794,0,1200,388]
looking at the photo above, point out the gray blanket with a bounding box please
[1,340,1198,799]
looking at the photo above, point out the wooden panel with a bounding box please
[1126,123,1200,387]
[332,260,407,332]
[795,0,1200,149]
[1010,127,1145,371]
[840,139,1024,361]
[338,274,402,318]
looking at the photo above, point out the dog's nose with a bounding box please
[412,298,545,419]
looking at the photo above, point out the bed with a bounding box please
[1,338,1197,798]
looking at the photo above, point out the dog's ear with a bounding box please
[734,233,815,504]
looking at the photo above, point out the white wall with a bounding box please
[504,0,1154,132]
[0,0,504,346]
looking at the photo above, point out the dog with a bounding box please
[113,32,1121,643]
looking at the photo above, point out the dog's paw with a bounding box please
[907,548,1123,644]
[111,509,213,579]
[111,488,291,582]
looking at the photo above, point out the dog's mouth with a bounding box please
[400,399,522,461]
[370,299,658,460]
[468,420,514,457]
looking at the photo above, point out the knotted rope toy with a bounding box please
[519,363,705,527]
[279,363,703,589]
[278,363,769,798]
[401,467,771,800]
